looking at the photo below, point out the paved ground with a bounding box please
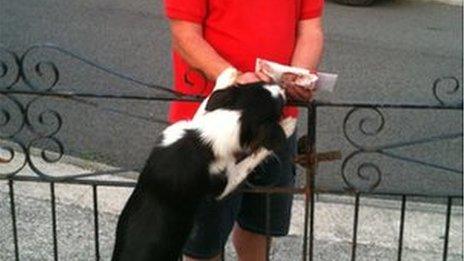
[1,0,462,195]
[0,155,462,260]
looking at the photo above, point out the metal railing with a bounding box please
[0,44,462,261]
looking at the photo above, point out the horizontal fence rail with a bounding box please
[1,45,463,261]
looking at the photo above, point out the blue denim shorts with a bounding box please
[183,134,297,259]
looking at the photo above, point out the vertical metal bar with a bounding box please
[351,194,360,261]
[302,192,309,261]
[92,185,100,261]
[442,197,452,261]
[8,180,20,261]
[50,182,58,261]
[308,173,315,261]
[265,193,271,261]
[220,248,225,261]
[397,195,406,261]
[303,102,317,261]
[302,186,310,261]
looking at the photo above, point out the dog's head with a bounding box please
[205,82,287,154]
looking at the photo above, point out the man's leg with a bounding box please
[232,133,297,261]
[232,223,268,261]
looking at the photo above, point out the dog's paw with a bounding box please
[214,67,239,90]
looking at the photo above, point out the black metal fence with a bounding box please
[0,44,462,261]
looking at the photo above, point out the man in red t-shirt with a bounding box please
[164,0,324,260]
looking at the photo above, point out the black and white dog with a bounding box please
[112,68,296,261]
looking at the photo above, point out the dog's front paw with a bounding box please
[214,67,239,90]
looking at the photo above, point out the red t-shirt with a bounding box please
[164,0,324,123]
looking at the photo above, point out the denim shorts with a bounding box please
[183,134,297,259]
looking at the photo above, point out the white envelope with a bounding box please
[255,58,337,92]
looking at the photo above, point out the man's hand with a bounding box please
[281,73,315,102]
[288,17,324,102]
[235,71,315,101]
[235,72,272,84]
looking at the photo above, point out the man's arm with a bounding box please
[287,17,324,101]
[170,20,232,80]
[291,17,324,71]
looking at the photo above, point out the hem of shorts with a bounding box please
[236,220,289,237]
[183,248,223,260]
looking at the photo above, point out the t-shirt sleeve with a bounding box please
[164,0,207,24]
[300,0,324,20]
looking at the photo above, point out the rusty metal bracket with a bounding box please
[295,135,341,168]
[294,151,342,168]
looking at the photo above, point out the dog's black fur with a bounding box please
[112,83,286,261]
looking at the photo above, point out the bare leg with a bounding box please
[232,223,269,261]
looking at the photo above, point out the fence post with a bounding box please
[303,101,317,261]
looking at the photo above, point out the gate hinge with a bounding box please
[294,150,342,167]
[295,135,341,167]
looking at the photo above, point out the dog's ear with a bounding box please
[205,88,237,111]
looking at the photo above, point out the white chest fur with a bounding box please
[196,110,241,158]
[159,109,242,175]
[196,109,242,174]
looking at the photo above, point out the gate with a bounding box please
[0,44,462,260]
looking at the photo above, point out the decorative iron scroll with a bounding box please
[433,77,461,106]
[0,45,62,178]
[340,78,462,192]
[341,107,386,191]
